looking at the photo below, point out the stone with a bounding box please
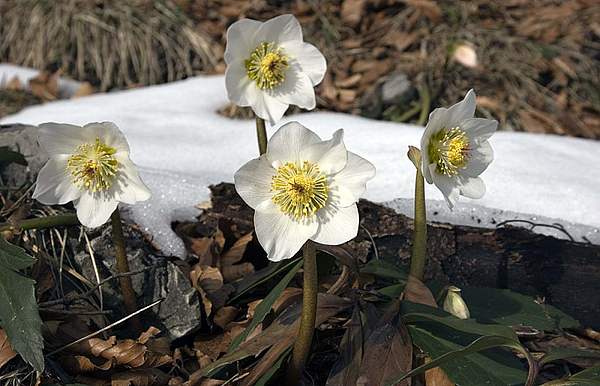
[0,124,45,186]
[381,72,415,106]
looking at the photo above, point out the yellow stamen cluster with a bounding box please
[271,161,329,219]
[428,127,470,176]
[67,138,119,192]
[245,42,289,90]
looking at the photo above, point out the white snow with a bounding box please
[0,63,82,98]
[2,63,599,256]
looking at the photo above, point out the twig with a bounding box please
[496,219,575,242]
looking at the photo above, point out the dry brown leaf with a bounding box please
[0,329,17,370]
[404,275,437,307]
[60,355,112,373]
[111,368,171,386]
[29,70,59,101]
[271,287,303,315]
[213,306,238,330]
[73,82,95,98]
[6,76,22,90]
[221,262,254,282]
[425,359,455,386]
[341,0,366,28]
[220,232,252,266]
[406,0,442,23]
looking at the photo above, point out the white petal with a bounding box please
[429,164,460,209]
[252,91,289,125]
[299,129,347,175]
[255,14,303,45]
[84,122,130,153]
[330,152,376,207]
[281,41,327,85]
[254,203,318,261]
[461,117,497,143]
[420,108,449,184]
[446,89,476,128]
[463,141,494,177]
[38,122,90,155]
[113,155,151,204]
[234,155,276,211]
[32,155,81,205]
[311,203,359,245]
[225,59,256,107]
[266,121,321,165]
[270,65,316,110]
[459,176,486,199]
[75,192,119,228]
[224,18,261,64]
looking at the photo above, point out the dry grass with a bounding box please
[0,0,219,91]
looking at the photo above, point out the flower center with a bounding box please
[271,161,329,219]
[67,138,119,192]
[427,127,470,176]
[245,42,289,90]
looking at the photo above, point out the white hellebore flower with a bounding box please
[420,89,498,209]
[225,14,327,124]
[33,122,151,228]
[234,121,375,261]
[443,286,470,320]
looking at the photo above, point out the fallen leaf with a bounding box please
[220,232,252,266]
[404,275,437,307]
[29,70,59,101]
[0,329,17,370]
[6,76,22,90]
[341,0,366,28]
[72,82,95,98]
[213,306,238,330]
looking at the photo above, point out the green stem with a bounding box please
[255,117,268,155]
[110,209,142,332]
[0,213,79,232]
[287,241,318,385]
[409,166,427,280]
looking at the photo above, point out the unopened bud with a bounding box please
[443,285,470,319]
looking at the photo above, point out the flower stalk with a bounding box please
[0,213,79,232]
[256,117,268,155]
[408,146,427,280]
[287,241,318,385]
[110,209,142,332]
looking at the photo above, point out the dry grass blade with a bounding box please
[0,329,17,370]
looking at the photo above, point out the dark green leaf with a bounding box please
[254,347,291,386]
[541,366,600,385]
[0,146,27,168]
[461,287,579,330]
[230,258,300,303]
[539,347,600,367]
[360,260,407,281]
[0,238,44,372]
[228,259,302,351]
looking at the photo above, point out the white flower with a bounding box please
[234,121,375,261]
[224,14,327,125]
[420,89,497,209]
[33,122,151,228]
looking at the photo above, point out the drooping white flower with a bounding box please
[234,121,375,261]
[33,122,151,228]
[420,89,497,209]
[443,286,470,319]
[224,14,327,125]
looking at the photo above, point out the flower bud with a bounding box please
[443,285,470,319]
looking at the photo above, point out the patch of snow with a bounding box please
[0,63,82,98]
[2,64,599,256]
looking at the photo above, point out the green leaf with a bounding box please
[461,287,579,330]
[0,146,27,168]
[378,283,405,298]
[0,238,44,372]
[228,259,303,352]
[230,257,300,303]
[539,347,600,367]
[541,366,600,385]
[387,328,536,386]
[255,347,291,386]
[360,260,407,281]
[401,301,518,341]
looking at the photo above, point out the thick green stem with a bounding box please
[110,209,142,332]
[0,213,79,232]
[256,117,268,155]
[409,167,427,280]
[287,241,318,385]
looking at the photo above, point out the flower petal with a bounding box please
[281,41,326,85]
[32,155,81,205]
[446,89,476,128]
[266,121,321,165]
[270,65,316,110]
[255,14,303,45]
[459,176,486,199]
[461,117,497,143]
[225,58,256,107]
[254,203,318,261]
[75,191,119,228]
[299,129,347,175]
[38,122,91,155]
[252,91,289,125]
[84,122,130,153]
[429,164,459,209]
[234,155,276,211]
[113,155,151,204]
[311,203,359,245]
[224,18,261,64]
[330,151,376,207]
[463,140,494,177]
[420,108,449,184]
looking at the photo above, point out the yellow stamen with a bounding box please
[271,161,329,219]
[428,127,470,176]
[67,138,119,192]
[245,42,289,90]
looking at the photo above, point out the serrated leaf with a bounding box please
[0,238,44,372]
[461,287,579,331]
